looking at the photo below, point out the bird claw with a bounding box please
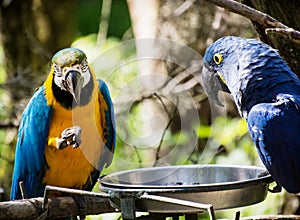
[268,182,282,193]
[258,172,282,193]
[56,126,82,150]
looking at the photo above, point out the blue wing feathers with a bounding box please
[248,95,300,193]
[11,86,53,200]
[97,80,116,169]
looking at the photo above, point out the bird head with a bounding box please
[201,36,246,107]
[202,36,300,118]
[51,48,93,107]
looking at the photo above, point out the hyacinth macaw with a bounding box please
[202,36,300,193]
[11,48,116,199]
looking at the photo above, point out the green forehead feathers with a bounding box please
[51,48,87,66]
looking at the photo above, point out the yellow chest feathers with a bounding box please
[43,87,108,189]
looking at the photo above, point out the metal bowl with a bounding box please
[100,164,273,213]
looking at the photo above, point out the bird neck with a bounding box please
[236,76,300,120]
[51,79,94,109]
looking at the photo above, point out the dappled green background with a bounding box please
[0,0,293,219]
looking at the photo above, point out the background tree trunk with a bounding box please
[0,0,75,201]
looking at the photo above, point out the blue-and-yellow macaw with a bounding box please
[10,48,116,199]
[202,36,300,193]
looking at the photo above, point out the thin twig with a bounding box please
[153,98,178,167]
[0,121,18,129]
[129,93,156,113]
[129,93,173,116]
[174,0,196,16]
[133,145,143,168]
[153,93,171,118]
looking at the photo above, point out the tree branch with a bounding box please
[203,0,300,43]
[0,196,115,219]
[0,189,116,219]
[265,28,300,44]
[204,0,287,28]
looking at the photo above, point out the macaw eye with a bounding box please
[213,53,223,65]
[53,63,62,76]
[81,59,89,72]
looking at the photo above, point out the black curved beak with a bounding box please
[65,70,84,105]
[202,64,230,107]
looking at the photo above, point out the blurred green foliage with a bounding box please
[76,0,131,38]
[198,117,260,165]
[0,46,10,121]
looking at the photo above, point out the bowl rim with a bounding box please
[99,164,273,192]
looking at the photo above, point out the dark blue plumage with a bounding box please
[202,36,300,193]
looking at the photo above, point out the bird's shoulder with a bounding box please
[20,86,53,134]
[248,94,300,135]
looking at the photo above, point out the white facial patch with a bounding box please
[80,60,91,88]
[53,63,67,91]
[53,60,91,90]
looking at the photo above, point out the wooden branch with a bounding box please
[0,195,116,219]
[266,28,300,44]
[203,0,287,28]
[202,0,300,43]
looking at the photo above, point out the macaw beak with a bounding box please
[202,64,230,107]
[65,70,84,105]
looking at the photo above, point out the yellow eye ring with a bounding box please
[213,53,223,65]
